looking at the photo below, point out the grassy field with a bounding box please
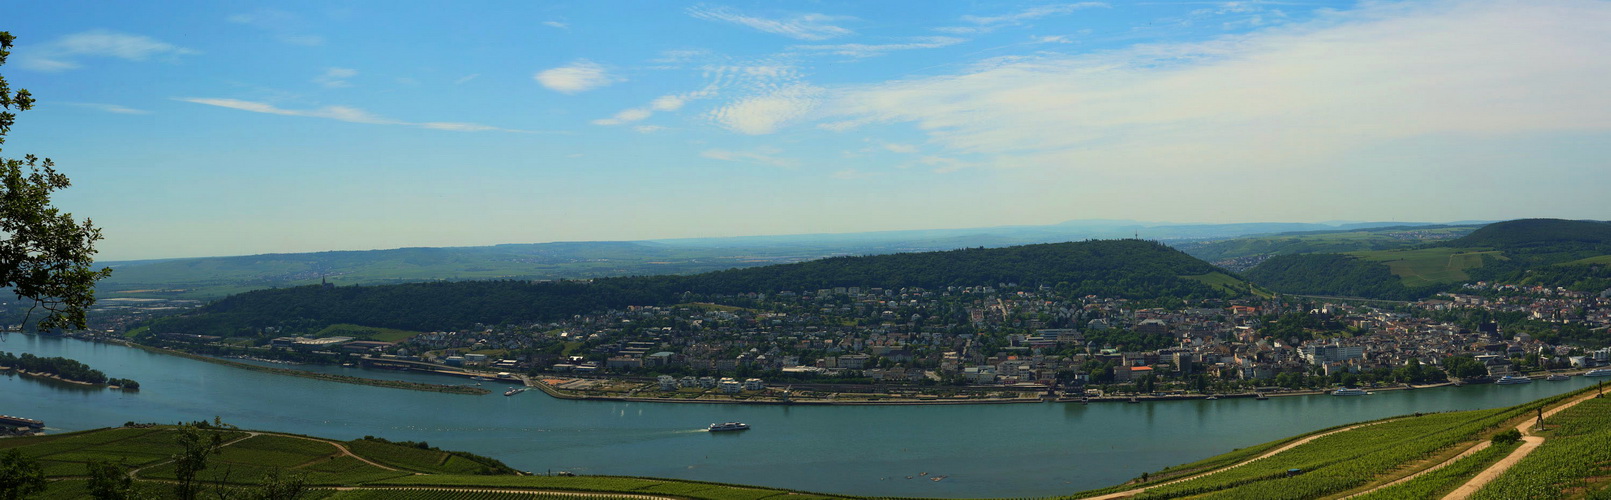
[1182,272,1268,297]
[1349,247,1504,287]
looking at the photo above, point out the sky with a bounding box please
[5,0,1610,261]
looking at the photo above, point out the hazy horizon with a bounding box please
[10,0,1610,261]
[96,216,1501,263]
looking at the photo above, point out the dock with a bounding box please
[0,414,44,429]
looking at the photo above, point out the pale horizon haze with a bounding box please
[6,0,1609,261]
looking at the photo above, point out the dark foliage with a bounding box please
[1244,254,1441,300]
[141,240,1241,334]
[1450,218,1611,249]
[0,350,108,384]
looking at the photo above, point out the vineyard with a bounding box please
[1469,396,1611,499]
[1124,409,1509,499]
[1064,387,1593,500]
[1350,439,1519,499]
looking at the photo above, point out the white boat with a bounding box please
[1585,368,1611,377]
[1331,388,1370,396]
[707,422,750,432]
[1546,374,1571,381]
[1495,375,1532,385]
[504,387,526,396]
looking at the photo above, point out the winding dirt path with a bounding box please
[269,433,400,472]
[1083,420,1392,499]
[1439,391,1601,500]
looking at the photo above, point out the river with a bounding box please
[1,334,1602,498]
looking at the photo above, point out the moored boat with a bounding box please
[1495,375,1532,385]
[1331,388,1370,396]
[707,422,750,432]
[1546,374,1571,381]
[1585,368,1611,377]
[504,387,526,396]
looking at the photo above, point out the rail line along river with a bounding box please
[1,334,1601,498]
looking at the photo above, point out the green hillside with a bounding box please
[1347,247,1503,288]
[1450,218,1611,248]
[1177,225,1479,263]
[97,242,816,300]
[141,240,1247,335]
[1242,254,1439,301]
[2,424,839,500]
[1245,219,1611,299]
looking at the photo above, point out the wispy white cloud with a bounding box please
[708,84,823,135]
[688,5,853,40]
[593,89,714,127]
[18,30,196,72]
[654,49,712,65]
[534,60,618,93]
[701,146,799,168]
[651,95,687,111]
[65,102,149,115]
[228,9,324,46]
[793,36,965,58]
[543,21,569,29]
[822,0,1611,180]
[177,98,529,132]
[591,108,653,126]
[937,2,1109,34]
[313,67,358,88]
[454,74,480,85]
[961,2,1110,25]
[1030,35,1075,44]
[882,142,919,154]
[633,125,667,133]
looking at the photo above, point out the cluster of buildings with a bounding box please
[124,272,1611,392]
[361,282,1605,388]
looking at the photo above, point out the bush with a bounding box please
[1491,428,1522,445]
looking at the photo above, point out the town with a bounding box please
[114,278,1611,403]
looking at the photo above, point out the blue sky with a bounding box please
[6,0,1609,260]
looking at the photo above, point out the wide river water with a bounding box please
[1,334,1602,498]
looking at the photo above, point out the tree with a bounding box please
[0,449,46,500]
[1444,355,1488,380]
[172,425,224,500]
[247,470,306,500]
[86,460,139,500]
[0,32,112,331]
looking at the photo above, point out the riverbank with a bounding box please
[518,374,1043,406]
[117,341,490,396]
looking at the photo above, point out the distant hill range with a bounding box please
[141,240,1252,335]
[98,219,1452,300]
[1242,219,1611,300]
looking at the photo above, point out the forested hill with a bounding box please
[142,239,1245,334]
[1243,218,1611,300]
[1449,218,1611,249]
